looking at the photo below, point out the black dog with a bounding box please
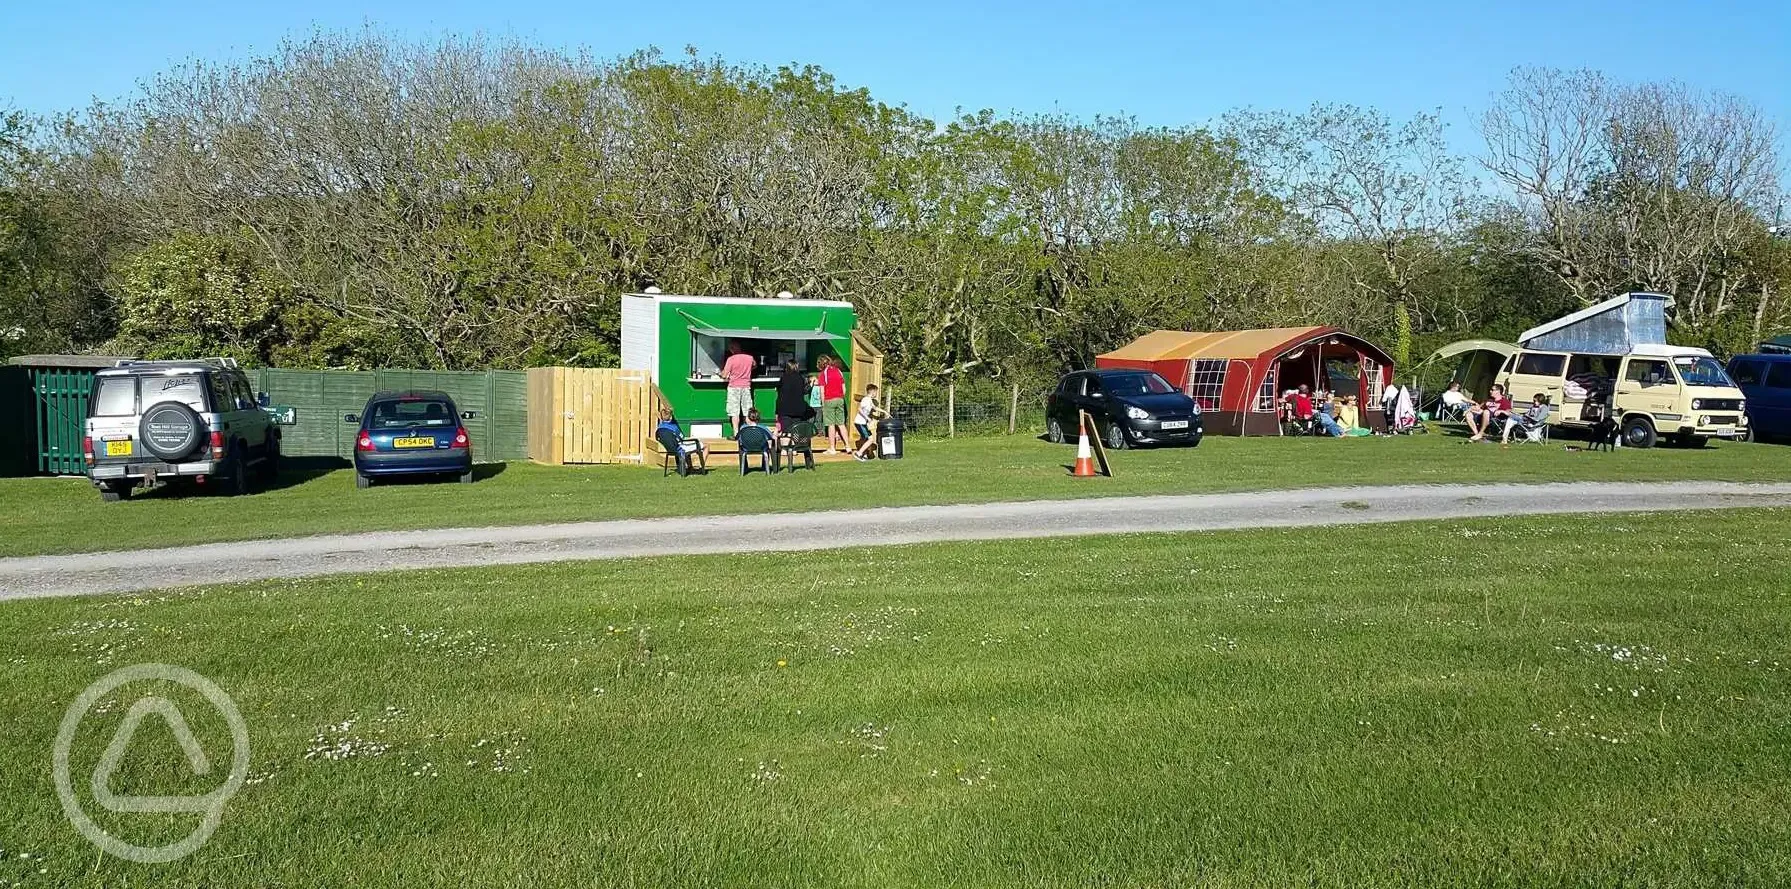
[1588,416,1618,452]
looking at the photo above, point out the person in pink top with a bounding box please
[818,354,849,453]
[722,341,757,439]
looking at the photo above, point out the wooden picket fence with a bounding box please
[526,368,663,465]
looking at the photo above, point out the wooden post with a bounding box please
[948,382,956,437]
[1008,383,1020,434]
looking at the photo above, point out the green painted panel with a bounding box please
[254,368,529,462]
[654,300,856,429]
[29,367,94,475]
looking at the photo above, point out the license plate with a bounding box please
[105,440,132,457]
[1161,420,1190,430]
[1715,429,1734,438]
[393,437,435,449]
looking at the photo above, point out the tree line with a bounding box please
[1,31,1785,395]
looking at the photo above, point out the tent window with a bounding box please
[1253,369,1277,412]
[1186,359,1227,411]
[1362,358,1383,403]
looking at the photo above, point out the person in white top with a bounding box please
[1440,381,1470,407]
[852,385,886,461]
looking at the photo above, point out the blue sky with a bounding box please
[3,0,1787,155]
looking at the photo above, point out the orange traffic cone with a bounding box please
[1072,414,1098,477]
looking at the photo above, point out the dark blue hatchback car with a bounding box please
[346,390,477,488]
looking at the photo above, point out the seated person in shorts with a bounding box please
[656,408,706,472]
[1466,385,1512,442]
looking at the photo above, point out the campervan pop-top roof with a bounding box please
[1518,292,1672,354]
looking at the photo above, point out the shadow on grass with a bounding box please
[357,461,510,487]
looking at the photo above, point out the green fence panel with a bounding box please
[254,368,529,462]
[30,367,94,475]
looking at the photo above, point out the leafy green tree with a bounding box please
[113,233,286,364]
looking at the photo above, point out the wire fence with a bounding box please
[883,382,1054,438]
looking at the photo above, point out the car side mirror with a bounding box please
[344,413,360,424]
[257,391,271,407]
[461,410,479,420]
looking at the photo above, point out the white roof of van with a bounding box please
[1627,344,1713,359]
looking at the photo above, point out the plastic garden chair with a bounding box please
[779,421,817,473]
[735,424,777,475]
[655,427,704,477]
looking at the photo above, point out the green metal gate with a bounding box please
[29,366,96,475]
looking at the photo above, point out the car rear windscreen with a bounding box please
[370,399,456,429]
[142,374,209,410]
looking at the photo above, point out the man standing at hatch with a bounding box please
[723,341,756,438]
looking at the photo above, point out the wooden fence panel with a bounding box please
[526,367,654,465]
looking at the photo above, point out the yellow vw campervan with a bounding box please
[1496,344,1746,447]
[1427,292,1748,448]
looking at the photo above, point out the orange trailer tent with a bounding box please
[1095,326,1396,435]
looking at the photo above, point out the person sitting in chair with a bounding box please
[1313,390,1345,437]
[1501,393,1551,446]
[1466,385,1512,442]
[656,407,707,473]
[1436,381,1471,421]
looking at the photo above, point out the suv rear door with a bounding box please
[87,376,141,464]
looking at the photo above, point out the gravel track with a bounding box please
[3,480,1787,601]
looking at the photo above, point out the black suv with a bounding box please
[1046,369,1202,449]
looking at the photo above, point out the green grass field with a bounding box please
[2,509,1788,887]
[3,431,1788,558]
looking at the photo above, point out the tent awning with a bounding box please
[690,327,847,342]
[1418,339,1516,367]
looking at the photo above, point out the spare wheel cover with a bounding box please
[139,401,205,460]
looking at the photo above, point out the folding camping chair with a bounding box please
[1504,403,1551,445]
[1432,398,1468,424]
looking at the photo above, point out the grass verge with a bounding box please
[1,509,1788,886]
[3,431,1788,558]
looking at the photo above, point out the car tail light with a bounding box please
[209,430,225,461]
[356,431,374,452]
[83,436,94,466]
[453,427,469,448]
